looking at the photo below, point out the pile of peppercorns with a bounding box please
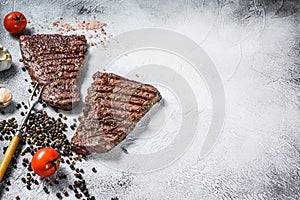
[22,110,71,157]
[0,108,99,199]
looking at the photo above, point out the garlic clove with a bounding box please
[0,87,13,108]
[0,45,12,72]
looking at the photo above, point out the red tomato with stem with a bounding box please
[31,148,61,177]
[3,11,27,34]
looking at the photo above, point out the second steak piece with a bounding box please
[71,72,162,154]
[19,34,87,110]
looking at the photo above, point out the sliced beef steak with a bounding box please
[71,72,162,154]
[19,34,87,110]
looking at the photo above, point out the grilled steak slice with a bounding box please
[71,72,162,154]
[19,34,87,110]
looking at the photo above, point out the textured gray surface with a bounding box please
[0,0,300,199]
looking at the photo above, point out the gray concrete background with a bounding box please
[0,0,300,199]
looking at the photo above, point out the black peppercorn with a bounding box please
[16,103,21,109]
[34,179,39,185]
[56,192,62,199]
[74,173,82,179]
[63,190,69,197]
[43,186,49,194]
[21,177,26,183]
[70,164,75,170]
[75,193,82,199]
[83,189,89,197]
[5,178,11,186]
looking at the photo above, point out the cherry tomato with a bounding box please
[31,148,60,177]
[3,11,27,34]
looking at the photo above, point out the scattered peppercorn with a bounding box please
[16,103,21,109]
[63,190,69,197]
[5,178,11,186]
[56,192,62,199]
[75,193,82,199]
[74,188,79,194]
[33,179,39,185]
[43,186,49,194]
[26,185,31,190]
[13,162,18,168]
[70,164,75,170]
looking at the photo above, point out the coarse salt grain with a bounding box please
[50,18,109,47]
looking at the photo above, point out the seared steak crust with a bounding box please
[19,34,87,110]
[71,72,162,154]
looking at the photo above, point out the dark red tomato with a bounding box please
[31,148,60,177]
[4,11,27,34]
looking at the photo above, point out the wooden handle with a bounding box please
[0,135,20,182]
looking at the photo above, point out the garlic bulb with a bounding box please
[0,45,12,72]
[0,87,12,108]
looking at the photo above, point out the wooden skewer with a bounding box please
[0,135,20,182]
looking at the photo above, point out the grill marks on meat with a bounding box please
[19,34,87,110]
[71,72,162,154]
